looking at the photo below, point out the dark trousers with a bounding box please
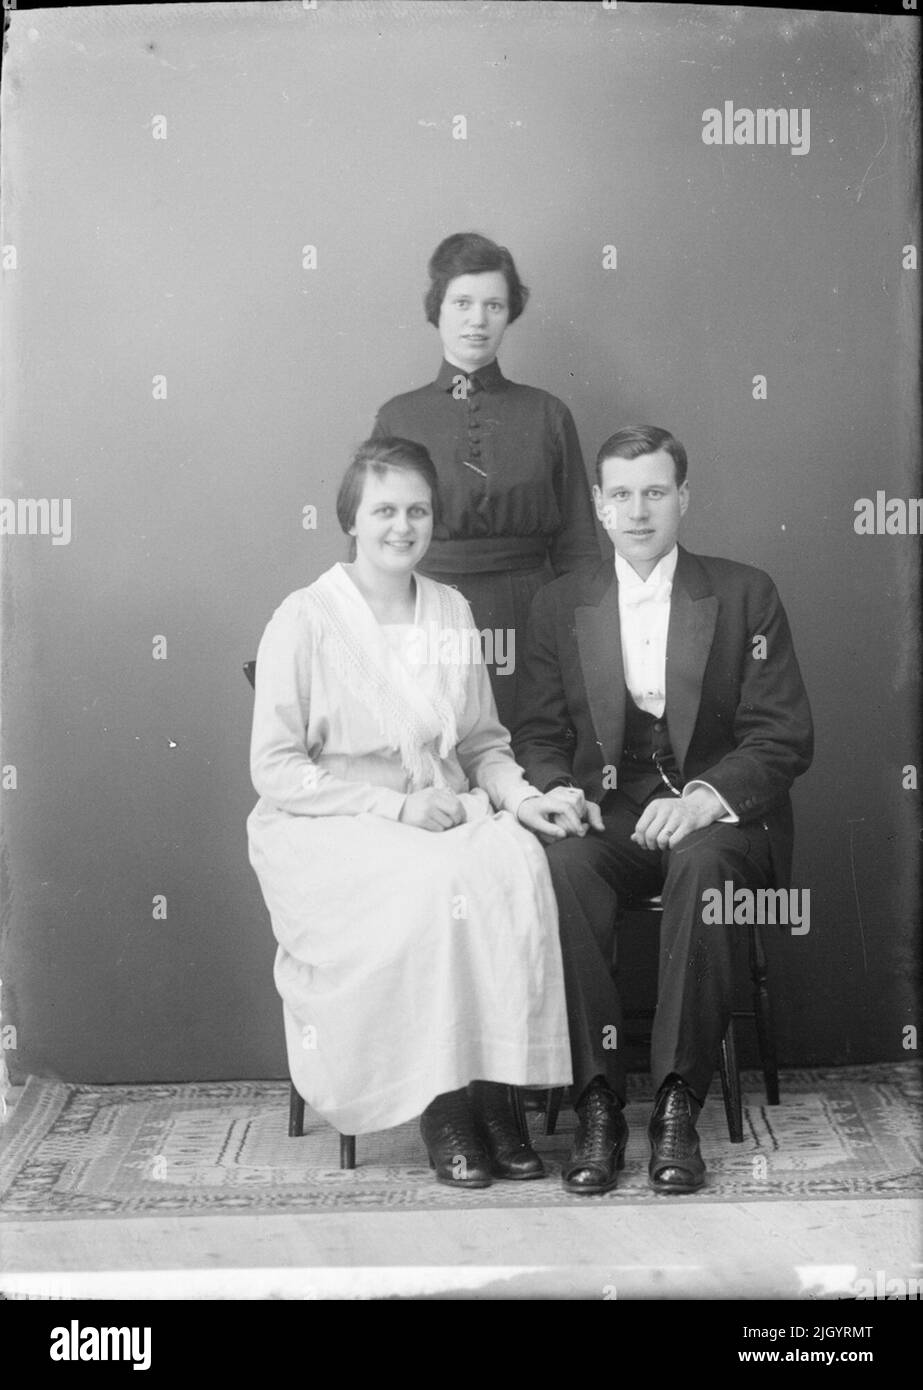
[545,788,774,1107]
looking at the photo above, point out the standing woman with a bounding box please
[372,232,600,732]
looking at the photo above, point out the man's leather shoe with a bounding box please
[469,1081,545,1180]
[561,1080,628,1195]
[648,1077,706,1194]
[420,1088,493,1188]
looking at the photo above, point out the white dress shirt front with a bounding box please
[616,547,677,717]
[615,546,737,822]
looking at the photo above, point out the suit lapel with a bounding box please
[666,548,718,772]
[575,566,625,766]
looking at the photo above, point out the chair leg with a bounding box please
[749,924,780,1105]
[510,1086,531,1146]
[719,1021,744,1143]
[288,1081,305,1138]
[544,1086,564,1137]
[340,1134,356,1170]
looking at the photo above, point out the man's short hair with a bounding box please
[595,425,688,488]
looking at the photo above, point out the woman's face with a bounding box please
[350,467,434,578]
[437,271,511,372]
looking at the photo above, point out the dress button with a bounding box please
[654,722,663,731]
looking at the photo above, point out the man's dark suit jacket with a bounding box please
[512,546,814,887]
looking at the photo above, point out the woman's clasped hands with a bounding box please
[398,787,467,832]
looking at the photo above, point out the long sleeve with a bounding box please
[511,585,579,791]
[454,651,542,817]
[250,601,408,820]
[692,576,814,821]
[548,405,602,575]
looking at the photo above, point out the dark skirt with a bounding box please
[416,562,552,735]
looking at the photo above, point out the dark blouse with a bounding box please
[372,359,601,576]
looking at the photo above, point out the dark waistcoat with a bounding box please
[617,684,680,805]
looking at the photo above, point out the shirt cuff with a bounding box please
[682,780,739,824]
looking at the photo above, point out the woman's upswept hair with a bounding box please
[336,436,443,533]
[423,232,529,327]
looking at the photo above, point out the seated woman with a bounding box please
[247,436,579,1188]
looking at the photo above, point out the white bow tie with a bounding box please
[620,578,673,608]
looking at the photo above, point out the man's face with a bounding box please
[593,449,689,579]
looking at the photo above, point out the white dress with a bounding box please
[246,562,572,1135]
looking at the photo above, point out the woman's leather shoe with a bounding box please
[648,1078,706,1194]
[469,1080,545,1180]
[420,1088,493,1188]
[561,1080,628,1194]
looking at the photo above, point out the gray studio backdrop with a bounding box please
[1,2,919,1083]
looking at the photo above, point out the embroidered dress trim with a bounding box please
[303,566,474,792]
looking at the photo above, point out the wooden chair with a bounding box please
[244,658,532,1170]
[542,894,779,1144]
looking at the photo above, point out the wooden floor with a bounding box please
[1,1199,920,1300]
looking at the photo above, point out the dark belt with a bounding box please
[421,536,548,574]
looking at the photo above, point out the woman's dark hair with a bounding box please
[423,232,529,327]
[595,425,689,488]
[336,436,442,534]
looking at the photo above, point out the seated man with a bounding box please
[513,425,813,1194]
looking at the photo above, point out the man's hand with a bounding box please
[631,786,723,851]
[517,787,605,842]
[398,788,466,832]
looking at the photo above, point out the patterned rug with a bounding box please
[1,1065,920,1218]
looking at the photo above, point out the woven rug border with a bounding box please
[2,1064,921,1220]
[0,1079,71,1199]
